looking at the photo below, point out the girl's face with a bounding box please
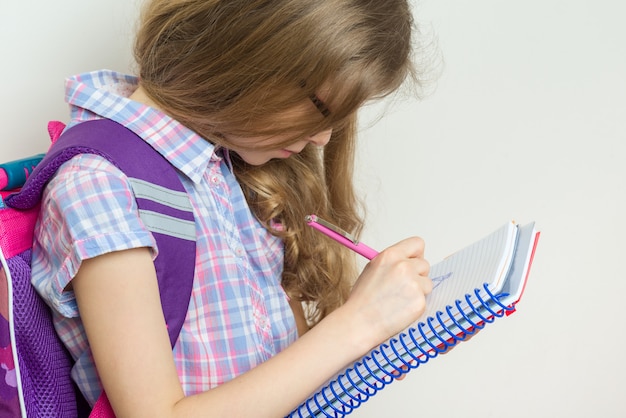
[225,128,333,166]
[224,90,333,166]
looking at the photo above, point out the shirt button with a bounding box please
[235,246,245,257]
[262,319,270,331]
[210,175,220,184]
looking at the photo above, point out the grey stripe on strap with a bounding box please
[138,209,196,241]
[128,178,193,212]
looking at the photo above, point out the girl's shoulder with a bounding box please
[44,153,132,212]
[34,152,156,298]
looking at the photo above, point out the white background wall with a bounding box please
[1,1,624,417]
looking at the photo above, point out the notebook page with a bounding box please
[415,220,518,325]
[416,222,538,348]
[387,221,520,359]
[496,222,537,305]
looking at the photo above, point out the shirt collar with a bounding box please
[64,70,217,184]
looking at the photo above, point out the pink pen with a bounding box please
[305,214,379,260]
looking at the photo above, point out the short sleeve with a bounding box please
[31,154,158,317]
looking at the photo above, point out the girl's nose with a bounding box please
[308,129,333,147]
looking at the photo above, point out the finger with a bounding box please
[412,257,430,277]
[409,258,432,293]
[383,236,426,259]
[417,272,433,294]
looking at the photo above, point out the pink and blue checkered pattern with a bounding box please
[31,70,297,405]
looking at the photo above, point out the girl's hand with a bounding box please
[342,237,432,350]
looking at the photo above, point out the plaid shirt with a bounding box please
[31,70,297,405]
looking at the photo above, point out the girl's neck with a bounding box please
[129,85,162,111]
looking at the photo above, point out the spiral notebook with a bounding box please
[288,220,540,417]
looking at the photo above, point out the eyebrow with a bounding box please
[308,93,331,118]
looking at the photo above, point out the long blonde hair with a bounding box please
[134,0,420,324]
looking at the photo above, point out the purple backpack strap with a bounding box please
[8,118,196,346]
[5,119,195,416]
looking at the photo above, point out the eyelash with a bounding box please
[309,93,331,117]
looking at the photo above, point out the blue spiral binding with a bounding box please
[287,283,519,417]
[465,292,493,324]
[476,286,505,318]
[482,283,515,313]
[354,359,385,392]
[312,394,325,416]
[329,381,356,415]
[370,348,399,382]
[388,338,419,371]
[475,287,498,317]
[418,321,448,355]
[382,341,405,370]
[398,330,429,365]
[426,315,455,350]
[455,298,484,330]
[445,304,476,336]
[346,364,376,397]
[408,326,439,359]
[336,375,362,405]
[436,310,466,343]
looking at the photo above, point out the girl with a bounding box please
[31,0,433,416]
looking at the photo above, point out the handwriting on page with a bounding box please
[432,272,452,290]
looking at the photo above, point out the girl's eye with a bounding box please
[309,93,330,117]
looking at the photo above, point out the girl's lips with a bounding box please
[280,148,303,157]
[278,149,295,158]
